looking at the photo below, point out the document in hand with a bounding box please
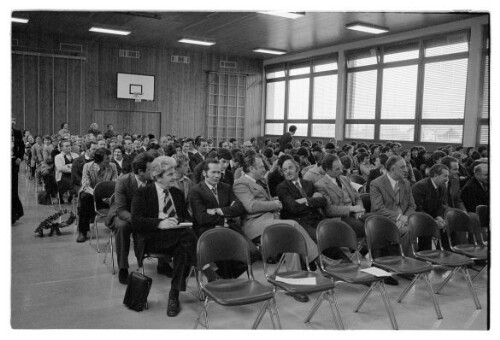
[275,276,316,285]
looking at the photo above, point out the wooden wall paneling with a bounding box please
[39,56,53,135]
[67,59,82,135]
[53,58,68,132]
[12,54,24,129]
[24,55,39,135]
[195,51,206,138]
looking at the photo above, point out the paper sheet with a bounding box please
[360,267,391,277]
[275,276,316,285]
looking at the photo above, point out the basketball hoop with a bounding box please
[132,94,142,103]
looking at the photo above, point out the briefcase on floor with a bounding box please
[123,272,152,312]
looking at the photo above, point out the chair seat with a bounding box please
[268,271,336,294]
[415,250,473,267]
[373,255,433,274]
[322,263,384,284]
[203,279,274,306]
[452,244,488,260]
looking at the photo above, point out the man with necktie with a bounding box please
[131,156,196,317]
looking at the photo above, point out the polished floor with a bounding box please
[11,169,489,330]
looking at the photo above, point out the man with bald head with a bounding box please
[460,163,488,213]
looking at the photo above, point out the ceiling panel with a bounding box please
[11,11,486,59]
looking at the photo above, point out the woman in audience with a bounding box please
[111,145,131,176]
[58,122,70,137]
[401,150,417,184]
[358,152,374,180]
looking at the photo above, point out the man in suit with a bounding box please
[106,152,155,284]
[189,158,258,279]
[188,138,208,172]
[411,164,450,250]
[122,137,135,163]
[302,147,325,183]
[279,125,296,153]
[11,118,25,224]
[366,154,389,193]
[217,148,234,187]
[315,154,367,239]
[370,155,416,258]
[131,156,196,317]
[460,163,488,213]
[233,154,318,267]
[277,159,326,241]
[70,141,97,194]
[441,156,466,211]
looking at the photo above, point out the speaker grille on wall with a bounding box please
[171,55,190,64]
[220,60,237,69]
[119,49,141,58]
[60,43,83,53]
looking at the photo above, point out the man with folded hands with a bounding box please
[131,156,196,317]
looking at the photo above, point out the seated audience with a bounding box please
[54,139,79,204]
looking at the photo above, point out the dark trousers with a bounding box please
[12,159,24,222]
[342,214,370,238]
[77,192,96,234]
[145,228,196,292]
[113,217,135,270]
[57,174,73,201]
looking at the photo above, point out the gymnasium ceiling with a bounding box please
[11,11,486,59]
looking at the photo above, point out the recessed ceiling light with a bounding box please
[346,22,389,35]
[258,12,305,19]
[253,48,287,55]
[178,38,215,46]
[12,17,29,24]
[89,27,131,36]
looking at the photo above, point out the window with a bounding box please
[264,54,338,139]
[478,26,489,145]
[344,30,470,144]
[479,125,488,145]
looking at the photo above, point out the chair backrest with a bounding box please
[317,219,359,265]
[444,208,475,246]
[360,193,371,213]
[261,223,308,262]
[476,205,489,230]
[93,181,116,202]
[408,212,441,252]
[197,228,251,271]
[350,174,366,185]
[364,215,402,259]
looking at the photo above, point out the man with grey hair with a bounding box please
[460,163,488,213]
[131,156,196,317]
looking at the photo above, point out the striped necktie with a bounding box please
[294,181,307,198]
[163,189,177,218]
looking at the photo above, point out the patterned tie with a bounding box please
[394,182,400,205]
[163,189,177,218]
[294,181,307,198]
[257,179,270,195]
[211,185,219,204]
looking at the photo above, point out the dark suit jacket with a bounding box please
[220,169,234,187]
[12,128,25,160]
[105,172,139,227]
[131,183,192,240]
[279,131,292,152]
[189,181,245,234]
[460,177,488,212]
[276,179,326,228]
[111,158,132,176]
[446,177,466,211]
[411,178,446,218]
[70,155,91,189]
[366,168,383,193]
[370,174,416,222]
[267,169,285,198]
[189,152,204,172]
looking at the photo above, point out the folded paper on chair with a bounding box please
[360,267,391,277]
[275,276,316,285]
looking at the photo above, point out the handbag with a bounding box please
[123,272,153,312]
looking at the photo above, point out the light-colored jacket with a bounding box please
[315,175,362,218]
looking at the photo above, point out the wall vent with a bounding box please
[119,49,140,58]
[12,39,19,46]
[220,60,237,69]
[171,55,190,64]
[60,43,83,53]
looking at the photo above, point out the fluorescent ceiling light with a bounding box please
[178,38,215,46]
[346,22,389,34]
[253,48,287,55]
[258,12,305,19]
[89,27,131,36]
[12,17,29,24]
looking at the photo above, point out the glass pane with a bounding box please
[479,125,489,145]
[380,124,415,141]
[312,124,336,138]
[288,78,310,119]
[381,65,418,119]
[267,70,285,79]
[287,123,308,137]
[384,45,420,63]
[346,70,377,119]
[422,59,468,119]
[266,81,285,120]
[314,62,337,72]
[426,41,469,57]
[420,125,463,143]
[265,123,284,135]
[345,124,374,140]
[289,66,310,76]
[313,75,337,119]
[481,54,489,119]
[348,56,377,68]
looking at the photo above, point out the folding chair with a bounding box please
[444,208,488,280]
[261,223,344,329]
[89,181,116,253]
[408,212,481,309]
[103,194,116,274]
[194,228,278,329]
[365,215,443,320]
[317,219,398,329]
